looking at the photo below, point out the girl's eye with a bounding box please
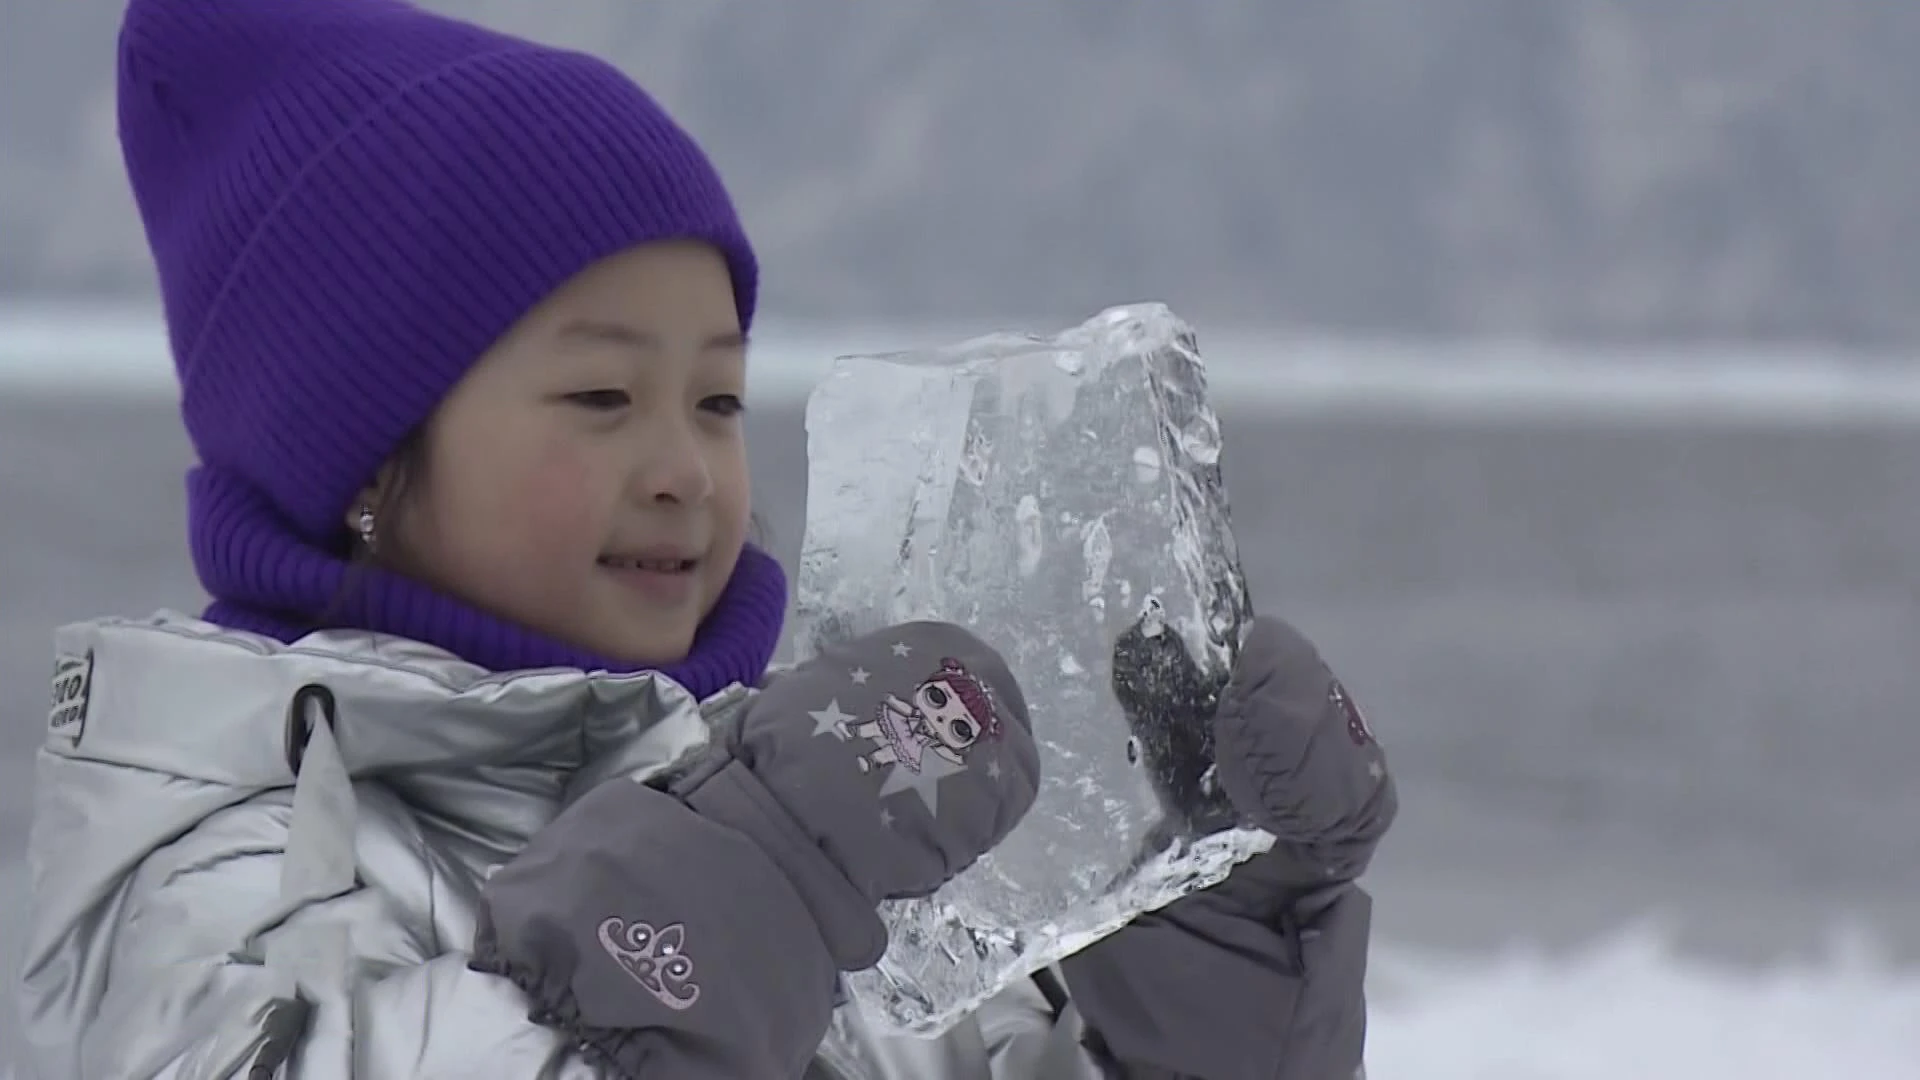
[567,389,631,411]
[702,394,746,418]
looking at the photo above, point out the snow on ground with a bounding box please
[1366,925,1920,1080]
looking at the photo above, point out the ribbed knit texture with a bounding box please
[117,0,782,691]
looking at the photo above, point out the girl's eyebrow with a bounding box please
[556,319,749,353]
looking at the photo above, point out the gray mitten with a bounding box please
[675,620,1041,969]
[1059,615,1395,1080]
[1211,615,1394,874]
[469,621,1038,1079]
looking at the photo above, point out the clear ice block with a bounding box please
[794,302,1273,1037]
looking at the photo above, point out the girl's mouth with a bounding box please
[597,554,701,606]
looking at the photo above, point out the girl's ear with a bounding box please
[342,458,401,535]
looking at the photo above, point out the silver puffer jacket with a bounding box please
[16,614,1110,1079]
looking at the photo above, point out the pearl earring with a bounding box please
[356,505,377,551]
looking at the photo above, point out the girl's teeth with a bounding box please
[603,558,690,572]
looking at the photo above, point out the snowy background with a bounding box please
[5,319,1918,1078]
[6,3,1920,1078]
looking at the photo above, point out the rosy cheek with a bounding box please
[503,442,605,555]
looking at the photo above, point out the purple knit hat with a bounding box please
[115,0,785,689]
[119,0,758,543]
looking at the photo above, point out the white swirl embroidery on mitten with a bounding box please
[597,916,701,1010]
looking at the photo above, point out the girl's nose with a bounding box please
[633,417,715,505]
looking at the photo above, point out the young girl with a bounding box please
[18,2,1396,1077]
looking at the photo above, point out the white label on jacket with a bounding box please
[49,650,92,749]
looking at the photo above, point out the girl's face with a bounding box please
[356,240,752,666]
